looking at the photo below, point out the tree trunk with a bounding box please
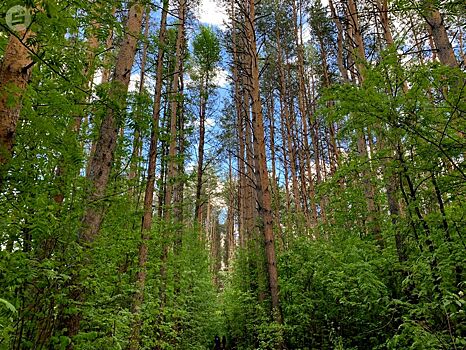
[159,0,186,314]
[245,0,282,325]
[195,73,209,225]
[231,4,246,246]
[62,5,143,345]
[345,0,383,243]
[80,3,144,242]
[225,152,236,267]
[0,30,34,177]
[127,2,169,348]
[128,6,151,196]
[329,0,349,82]
[164,0,186,220]
[422,1,458,67]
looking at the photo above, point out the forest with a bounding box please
[0,0,465,349]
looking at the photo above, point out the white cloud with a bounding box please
[302,23,312,43]
[128,73,140,93]
[213,68,229,88]
[128,72,156,93]
[197,0,228,29]
[186,67,229,88]
[93,69,103,86]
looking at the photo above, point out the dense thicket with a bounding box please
[0,0,464,349]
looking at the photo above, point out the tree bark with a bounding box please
[195,73,209,225]
[422,1,458,67]
[0,30,34,178]
[80,3,144,243]
[128,6,151,196]
[245,0,282,325]
[127,2,169,348]
[164,0,186,220]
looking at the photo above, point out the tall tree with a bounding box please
[64,3,144,342]
[128,1,170,348]
[243,0,282,325]
[192,25,221,226]
[80,2,144,242]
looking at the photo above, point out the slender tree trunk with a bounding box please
[164,0,186,219]
[241,59,257,241]
[127,2,169,348]
[128,6,151,196]
[245,0,282,326]
[267,93,283,245]
[195,73,209,225]
[231,6,246,246]
[225,152,235,266]
[329,0,349,82]
[278,95,291,214]
[281,65,301,216]
[159,0,186,314]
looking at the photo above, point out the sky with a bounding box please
[197,0,228,29]
[196,0,329,43]
[197,0,330,26]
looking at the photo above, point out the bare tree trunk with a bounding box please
[329,0,349,82]
[281,64,301,216]
[80,3,144,242]
[0,30,34,177]
[128,6,151,196]
[245,0,282,326]
[278,98,291,214]
[225,152,236,267]
[159,0,186,315]
[422,0,458,67]
[243,82,256,241]
[195,73,209,224]
[127,2,169,348]
[164,0,186,220]
[211,210,221,287]
[231,5,246,246]
[267,93,283,246]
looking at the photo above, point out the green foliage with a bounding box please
[1,1,465,349]
[279,232,393,349]
[192,25,221,77]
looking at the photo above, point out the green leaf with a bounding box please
[0,298,17,314]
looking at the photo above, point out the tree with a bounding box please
[80,2,144,242]
[0,20,35,179]
[65,2,144,340]
[244,0,283,326]
[192,25,221,226]
[128,2,170,348]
